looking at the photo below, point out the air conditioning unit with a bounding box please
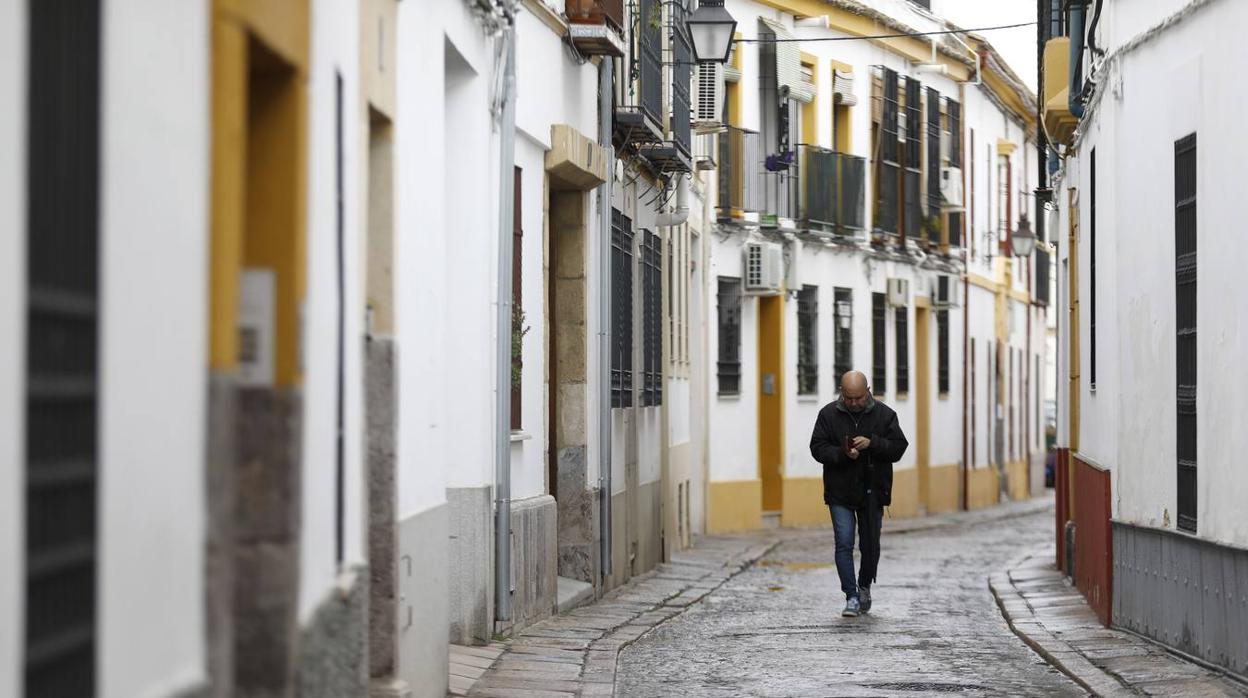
[940,167,964,207]
[932,274,961,308]
[886,278,909,308]
[743,241,784,295]
[693,62,724,129]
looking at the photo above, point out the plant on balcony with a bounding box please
[511,305,530,390]
[921,214,943,243]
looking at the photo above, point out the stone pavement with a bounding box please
[461,535,779,697]
[991,548,1248,697]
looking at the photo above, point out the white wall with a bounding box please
[1062,0,1248,545]
[707,234,759,482]
[97,1,208,695]
[0,1,24,693]
[299,0,367,621]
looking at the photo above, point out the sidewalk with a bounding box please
[451,494,1059,697]
[990,547,1248,697]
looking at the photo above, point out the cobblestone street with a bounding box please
[615,504,1084,697]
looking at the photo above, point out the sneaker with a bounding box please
[859,586,872,613]
[842,596,860,617]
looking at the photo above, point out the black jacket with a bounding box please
[809,396,909,507]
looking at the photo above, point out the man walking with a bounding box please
[810,371,909,617]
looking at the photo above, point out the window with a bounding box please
[1090,148,1097,389]
[872,293,887,394]
[875,67,900,235]
[641,230,663,406]
[26,1,102,693]
[511,167,523,429]
[834,288,853,384]
[948,211,963,248]
[895,307,909,393]
[947,99,961,167]
[925,87,941,244]
[611,209,634,407]
[903,77,923,241]
[997,152,1011,256]
[797,286,819,395]
[937,309,950,393]
[717,277,742,395]
[1175,132,1197,533]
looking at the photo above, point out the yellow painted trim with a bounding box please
[981,62,1037,133]
[829,59,853,74]
[758,295,786,512]
[1006,459,1030,501]
[751,0,971,81]
[727,32,743,126]
[801,53,818,147]
[707,479,763,533]
[521,0,568,37]
[780,477,827,527]
[968,273,995,292]
[215,0,309,73]
[996,139,1017,157]
[210,19,247,371]
[832,60,852,153]
[1009,288,1031,304]
[915,294,931,309]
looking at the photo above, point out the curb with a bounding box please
[987,567,1136,697]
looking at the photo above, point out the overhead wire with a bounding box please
[732,21,1036,44]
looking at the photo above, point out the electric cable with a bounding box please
[732,21,1036,44]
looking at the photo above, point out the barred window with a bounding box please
[717,277,742,395]
[895,307,909,394]
[641,230,663,406]
[611,210,634,408]
[872,293,887,394]
[797,286,819,395]
[903,77,924,241]
[1175,132,1197,533]
[946,99,961,167]
[833,288,853,384]
[937,309,950,394]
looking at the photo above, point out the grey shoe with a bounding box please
[859,586,872,613]
[842,596,860,617]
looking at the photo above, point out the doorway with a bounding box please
[915,303,931,513]
[758,295,785,516]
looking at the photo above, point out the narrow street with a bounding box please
[616,506,1084,697]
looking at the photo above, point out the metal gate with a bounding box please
[25,0,101,694]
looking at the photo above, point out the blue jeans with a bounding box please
[830,494,883,599]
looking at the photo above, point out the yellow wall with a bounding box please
[927,463,960,514]
[831,60,852,153]
[888,467,919,518]
[780,477,825,527]
[800,53,818,147]
[1006,459,1030,501]
[967,467,1000,510]
[708,479,763,533]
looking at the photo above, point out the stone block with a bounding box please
[448,486,493,645]
[297,568,369,698]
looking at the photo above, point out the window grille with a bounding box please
[1175,133,1197,533]
[797,286,819,395]
[872,293,887,394]
[611,210,634,407]
[716,277,742,394]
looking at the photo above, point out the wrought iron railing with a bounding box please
[1034,245,1051,305]
[799,145,866,236]
[671,29,692,156]
[638,0,663,126]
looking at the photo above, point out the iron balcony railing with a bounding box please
[717,126,764,217]
[638,0,663,126]
[1034,245,1051,306]
[798,145,866,236]
[670,29,692,157]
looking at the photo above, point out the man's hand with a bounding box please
[846,447,860,460]
[852,436,871,451]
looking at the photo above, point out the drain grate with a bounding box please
[866,682,984,692]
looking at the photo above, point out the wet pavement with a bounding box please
[616,506,1086,697]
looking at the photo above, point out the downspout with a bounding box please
[1068,0,1087,119]
[962,270,969,510]
[597,57,615,583]
[653,176,690,228]
[494,12,516,624]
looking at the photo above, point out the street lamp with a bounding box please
[686,0,737,64]
[1011,215,1037,257]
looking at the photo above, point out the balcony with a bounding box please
[798,145,866,237]
[1043,38,1078,146]
[635,27,692,174]
[566,0,625,57]
[612,0,664,149]
[1034,245,1051,306]
[716,126,763,219]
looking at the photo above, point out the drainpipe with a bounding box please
[494,13,516,624]
[1068,1,1087,119]
[597,57,615,583]
[653,176,690,228]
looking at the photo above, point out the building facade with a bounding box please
[703,0,1048,532]
[1045,0,1248,680]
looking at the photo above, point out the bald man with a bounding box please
[810,371,909,617]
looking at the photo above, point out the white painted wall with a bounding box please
[0,1,24,693]
[96,2,209,695]
[299,0,367,621]
[708,236,759,483]
[1056,0,1248,546]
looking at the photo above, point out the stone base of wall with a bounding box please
[1113,521,1248,681]
[447,486,492,645]
[508,495,558,630]
[635,480,662,575]
[297,568,369,698]
[398,503,449,695]
[555,445,598,585]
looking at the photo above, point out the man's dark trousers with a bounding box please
[829,491,883,599]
